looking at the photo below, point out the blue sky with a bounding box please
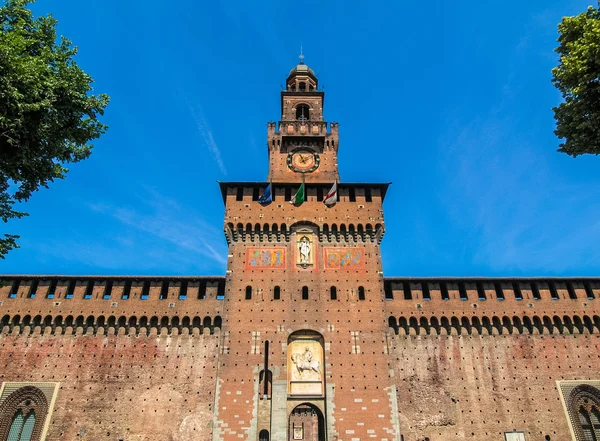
[1,0,599,277]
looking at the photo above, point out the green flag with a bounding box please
[289,183,305,206]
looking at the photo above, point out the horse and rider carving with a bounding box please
[291,347,321,380]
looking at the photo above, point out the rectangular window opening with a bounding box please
[365,187,372,203]
[495,282,505,300]
[566,282,577,300]
[103,280,113,300]
[403,282,412,300]
[511,282,522,300]
[476,282,486,301]
[349,188,356,202]
[9,279,20,298]
[549,282,559,300]
[584,281,595,300]
[28,280,39,299]
[66,280,76,299]
[458,282,468,300]
[317,187,324,201]
[531,282,542,300]
[198,280,207,300]
[236,187,244,201]
[84,280,94,299]
[421,282,431,300]
[384,283,393,300]
[141,281,150,300]
[285,187,292,201]
[160,280,169,300]
[47,279,57,299]
[179,280,188,300]
[216,280,225,300]
[122,280,132,300]
[252,187,260,201]
[440,282,450,300]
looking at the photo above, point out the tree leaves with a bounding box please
[552,2,600,157]
[0,0,109,258]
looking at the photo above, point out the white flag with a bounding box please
[323,182,337,206]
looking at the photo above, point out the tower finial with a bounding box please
[299,43,304,64]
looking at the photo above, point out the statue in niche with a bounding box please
[291,347,321,380]
[299,236,311,264]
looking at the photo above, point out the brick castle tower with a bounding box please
[216,57,394,440]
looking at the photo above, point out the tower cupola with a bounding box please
[286,54,318,92]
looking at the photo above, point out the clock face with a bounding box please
[287,149,320,173]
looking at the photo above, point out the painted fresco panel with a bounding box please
[323,247,365,270]
[245,247,286,269]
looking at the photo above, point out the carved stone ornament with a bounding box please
[295,229,315,269]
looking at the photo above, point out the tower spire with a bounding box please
[299,43,304,64]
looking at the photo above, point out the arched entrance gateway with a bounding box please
[289,403,325,441]
[287,330,327,441]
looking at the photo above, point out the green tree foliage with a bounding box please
[552,2,600,156]
[0,0,109,257]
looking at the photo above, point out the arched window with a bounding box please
[567,384,600,441]
[296,104,310,121]
[7,410,35,441]
[302,286,309,300]
[298,82,306,92]
[330,286,337,300]
[259,429,270,441]
[245,286,252,300]
[274,286,281,300]
[358,286,365,300]
[0,386,49,441]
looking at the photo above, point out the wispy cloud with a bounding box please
[188,104,227,175]
[438,114,600,274]
[89,187,227,266]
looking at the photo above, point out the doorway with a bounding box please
[288,403,325,441]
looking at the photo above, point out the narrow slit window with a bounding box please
[365,187,372,202]
[245,286,252,300]
[349,188,356,202]
[274,286,281,300]
[285,187,292,201]
[252,187,260,201]
[317,187,324,201]
[302,286,309,300]
[358,286,365,301]
[236,187,244,201]
[330,286,337,300]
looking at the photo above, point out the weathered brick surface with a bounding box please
[1,62,599,441]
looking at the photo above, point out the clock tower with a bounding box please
[216,60,396,441]
[267,58,340,184]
